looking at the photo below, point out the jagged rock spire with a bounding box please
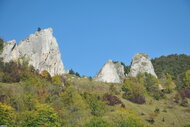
[128,53,157,78]
[94,60,125,83]
[0,28,66,76]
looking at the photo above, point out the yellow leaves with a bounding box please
[0,102,15,126]
[52,75,62,86]
[106,108,145,127]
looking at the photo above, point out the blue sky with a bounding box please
[0,0,190,76]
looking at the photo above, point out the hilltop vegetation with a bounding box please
[0,39,190,127]
[152,54,190,87]
[0,58,190,127]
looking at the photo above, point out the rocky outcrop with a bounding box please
[94,60,125,83]
[0,28,66,76]
[128,53,157,78]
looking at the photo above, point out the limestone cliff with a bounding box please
[94,60,125,83]
[0,28,66,76]
[128,53,157,78]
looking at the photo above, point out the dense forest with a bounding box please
[152,54,190,88]
[152,54,190,78]
[0,39,190,127]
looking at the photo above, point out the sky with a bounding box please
[0,0,190,77]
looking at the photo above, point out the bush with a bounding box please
[154,107,160,113]
[109,84,119,95]
[143,73,164,100]
[102,93,123,106]
[109,108,145,127]
[183,70,190,89]
[40,70,51,81]
[19,104,60,127]
[83,117,112,127]
[0,102,15,127]
[122,76,146,104]
[2,61,21,82]
[161,73,176,92]
[83,92,106,116]
[69,69,75,75]
[37,27,41,32]
[59,86,90,126]
[21,71,48,86]
[174,93,188,107]
[52,75,62,86]
[0,38,4,53]
[128,94,146,104]
[179,88,190,98]
[75,72,80,77]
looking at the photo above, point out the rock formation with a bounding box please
[94,60,125,83]
[0,28,66,76]
[128,53,157,78]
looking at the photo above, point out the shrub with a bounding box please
[102,93,123,106]
[0,38,4,53]
[83,117,112,127]
[69,69,75,75]
[40,70,51,81]
[183,70,190,89]
[174,93,188,107]
[128,94,146,104]
[2,61,21,82]
[75,72,80,77]
[179,88,190,98]
[0,102,15,127]
[122,76,146,104]
[21,71,48,86]
[109,84,119,95]
[59,86,90,126]
[83,92,106,116]
[161,73,176,92]
[109,108,145,127]
[52,75,62,86]
[19,104,60,127]
[37,27,41,32]
[143,73,164,100]
[154,107,160,113]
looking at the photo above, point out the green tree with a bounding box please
[0,38,4,53]
[37,27,41,32]
[161,73,176,92]
[83,93,106,116]
[143,73,163,100]
[69,69,75,75]
[0,102,15,127]
[122,76,146,104]
[183,70,190,89]
[151,54,190,84]
[58,86,90,126]
[75,72,80,77]
[20,104,61,127]
[52,75,62,85]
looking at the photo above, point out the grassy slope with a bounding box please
[0,74,190,127]
[66,75,190,127]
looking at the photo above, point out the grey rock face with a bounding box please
[0,28,66,76]
[94,60,125,83]
[128,53,157,78]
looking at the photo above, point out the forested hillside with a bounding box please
[0,39,190,127]
[152,54,190,87]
